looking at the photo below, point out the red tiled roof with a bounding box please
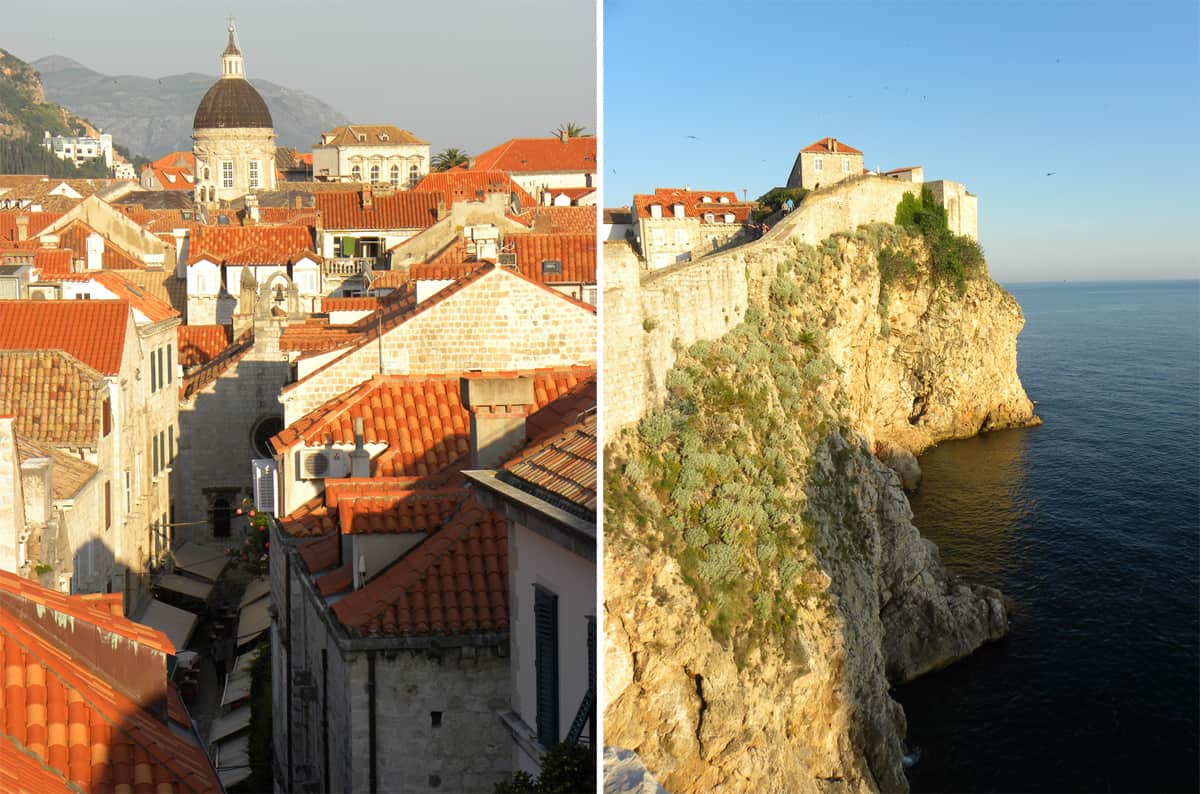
[151,152,196,171]
[470,136,597,174]
[113,205,193,234]
[545,186,596,201]
[0,350,105,446]
[331,497,507,637]
[799,137,864,155]
[32,248,73,275]
[320,296,381,313]
[368,270,410,291]
[0,212,62,244]
[507,205,597,234]
[144,166,195,191]
[315,190,442,231]
[412,170,535,209]
[0,300,130,375]
[51,220,143,270]
[410,260,479,281]
[503,411,596,514]
[282,483,468,540]
[187,225,317,266]
[508,233,595,284]
[0,572,220,793]
[318,125,428,147]
[177,324,232,369]
[273,367,596,478]
[633,188,751,220]
[40,271,179,324]
[277,317,361,355]
[179,330,254,400]
[258,207,320,226]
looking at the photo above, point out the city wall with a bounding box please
[603,175,929,444]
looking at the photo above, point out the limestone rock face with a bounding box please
[604,229,1037,793]
[809,237,1041,455]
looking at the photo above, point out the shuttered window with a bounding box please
[104,481,111,529]
[150,350,158,392]
[166,345,173,384]
[534,585,559,748]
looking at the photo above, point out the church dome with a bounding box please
[193,78,273,130]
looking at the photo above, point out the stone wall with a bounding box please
[281,268,596,425]
[925,180,978,240]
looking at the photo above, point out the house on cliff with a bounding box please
[630,188,753,270]
[786,136,865,190]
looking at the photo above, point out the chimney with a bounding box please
[461,375,535,469]
[466,157,476,170]
[361,185,373,209]
[436,198,447,221]
[15,215,28,242]
[39,234,58,250]
[294,194,303,210]
[560,129,569,143]
[245,194,260,225]
[829,138,838,153]
[350,417,370,478]
[86,232,103,271]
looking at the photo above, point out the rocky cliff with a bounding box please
[604,225,1037,792]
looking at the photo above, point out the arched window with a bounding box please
[370,164,380,183]
[408,164,419,188]
[351,164,362,181]
[203,167,211,181]
[390,164,401,186]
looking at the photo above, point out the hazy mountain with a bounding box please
[33,55,349,159]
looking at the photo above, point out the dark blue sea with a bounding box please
[893,281,1200,793]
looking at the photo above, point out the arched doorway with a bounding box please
[212,498,232,538]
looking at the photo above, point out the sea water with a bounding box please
[893,281,1200,793]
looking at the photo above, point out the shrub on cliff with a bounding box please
[892,187,985,292]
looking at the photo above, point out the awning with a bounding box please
[236,598,271,646]
[155,573,214,602]
[171,543,228,583]
[209,706,251,743]
[136,599,199,653]
[240,577,270,608]
[221,651,258,707]
[215,733,250,788]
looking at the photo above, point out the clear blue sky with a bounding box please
[604,0,1199,282]
[5,0,596,156]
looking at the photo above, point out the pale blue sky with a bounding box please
[4,0,596,156]
[604,0,1199,282]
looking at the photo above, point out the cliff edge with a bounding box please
[604,224,1037,792]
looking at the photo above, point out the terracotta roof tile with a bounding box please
[502,411,596,515]
[507,205,596,234]
[187,225,317,266]
[32,248,73,275]
[0,300,129,376]
[41,271,179,324]
[315,190,442,231]
[50,220,144,270]
[0,351,105,446]
[273,367,595,478]
[319,125,428,147]
[113,269,187,315]
[15,436,98,500]
[331,498,507,637]
[283,484,468,540]
[0,212,62,244]
[633,188,752,221]
[320,296,381,313]
[177,325,232,369]
[142,166,195,191]
[470,136,597,174]
[178,330,254,400]
[151,152,196,171]
[412,170,535,209]
[277,318,360,355]
[545,186,596,202]
[508,233,595,284]
[0,572,220,792]
[799,137,864,155]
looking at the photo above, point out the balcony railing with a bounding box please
[321,260,386,278]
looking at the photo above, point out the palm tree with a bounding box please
[431,147,469,172]
[552,122,590,138]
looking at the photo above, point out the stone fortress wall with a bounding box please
[602,174,976,444]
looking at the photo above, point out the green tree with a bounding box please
[431,147,469,172]
[552,122,590,138]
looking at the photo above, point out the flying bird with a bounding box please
[1046,172,1056,176]
[686,135,698,140]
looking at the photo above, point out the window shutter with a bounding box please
[252,458,277,515]
[153,434,160,475]
[167,345,173,384]
[534,585,559,748]
[150,350,158,392]
[104,481,111,529]
[168,425,175,463]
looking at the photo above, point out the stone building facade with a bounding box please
[192,23,277,207]
[786,137,866,190]
[313,125,430,187]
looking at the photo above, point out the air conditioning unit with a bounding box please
[497,252,517,267]
[296,449,351,480]
[27,283,61,301]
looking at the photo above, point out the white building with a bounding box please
[313,125,430,187]
[42,130,114,169]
